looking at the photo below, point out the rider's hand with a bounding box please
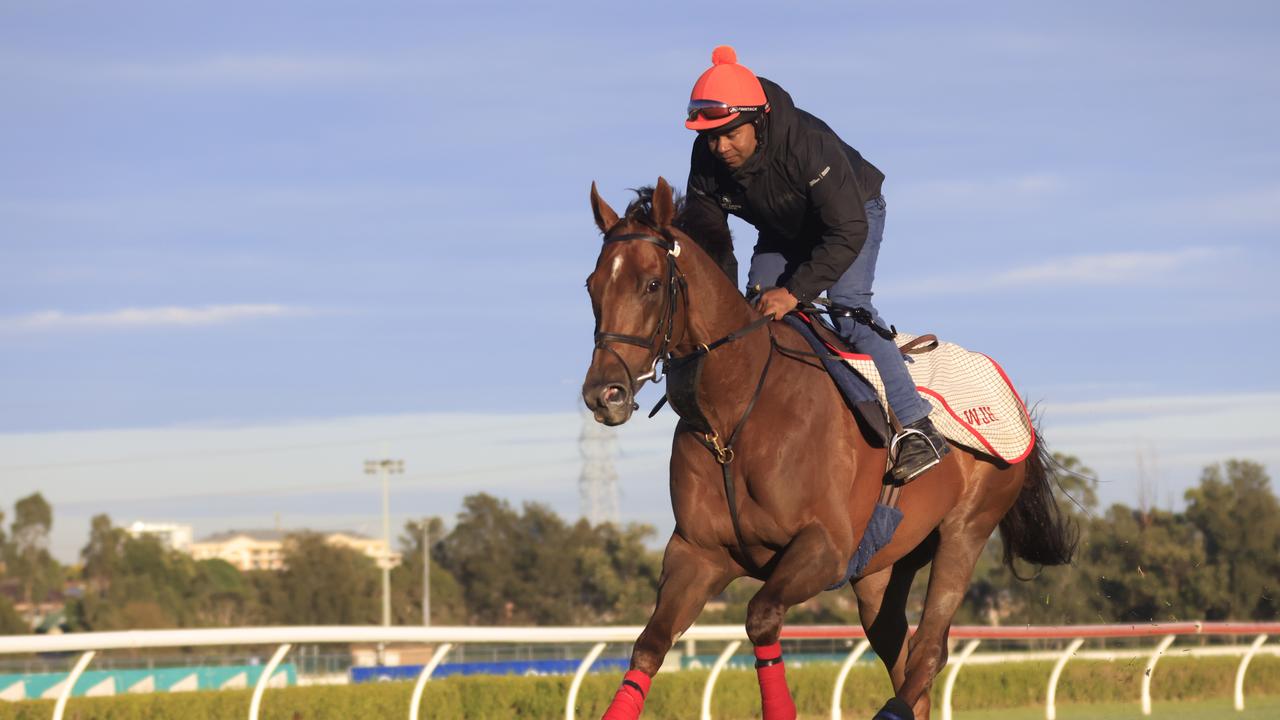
[754,287,798,320]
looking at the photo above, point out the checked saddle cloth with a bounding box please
[789,314,1035,464]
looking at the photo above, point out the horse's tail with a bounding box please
[998,430,1077,575]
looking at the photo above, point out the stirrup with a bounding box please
[888,427,944,485]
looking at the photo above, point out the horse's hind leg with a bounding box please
[892,516,1000,716]
[744,522,847,720]
[600,533,736,720]
[852,533,937,719]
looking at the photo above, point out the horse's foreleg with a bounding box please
[892,520,993,716]
[600,533,735,720]
[744,523,845,720]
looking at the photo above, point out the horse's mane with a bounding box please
[623,186,735,280]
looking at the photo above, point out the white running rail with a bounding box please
[1,622,1277,720]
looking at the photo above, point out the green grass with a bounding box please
[951,695,1280,719]
[0,656,1275,719]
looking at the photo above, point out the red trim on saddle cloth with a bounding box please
[915,350,1034,465]
[753,643,797,720]
[917,387,1001,457]
[978,352,1036,463]
[601,670,651,720]
[795,312,873,361]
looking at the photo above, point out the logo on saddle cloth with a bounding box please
[962,405,998,427]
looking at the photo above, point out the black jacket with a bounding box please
[684,77,884,302]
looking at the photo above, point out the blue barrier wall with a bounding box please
[351,657,631,683]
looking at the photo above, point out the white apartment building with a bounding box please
[126,521,195,552]
[187,530,402,572]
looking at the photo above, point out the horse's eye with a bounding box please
[646,279,662,294]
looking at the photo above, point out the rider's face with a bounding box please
[706,123,757,169]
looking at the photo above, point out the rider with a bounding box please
[681,45,948,484]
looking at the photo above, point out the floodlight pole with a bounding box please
[422,519,431,627]
[364,456,404,632]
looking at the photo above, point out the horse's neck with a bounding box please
[676,251,758,353]
[674,251,772,429]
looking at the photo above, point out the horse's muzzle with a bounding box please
[583,381,635,426]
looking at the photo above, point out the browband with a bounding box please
[603,231,675,252]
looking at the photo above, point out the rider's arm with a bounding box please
[684,144,739,285]
[782,134,868,303]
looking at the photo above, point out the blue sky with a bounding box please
[2,2,1278,560]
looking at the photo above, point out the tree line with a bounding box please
[0,456,1275,634]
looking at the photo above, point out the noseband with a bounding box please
[592,230,687,397]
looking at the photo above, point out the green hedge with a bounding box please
[1,656,1276,719]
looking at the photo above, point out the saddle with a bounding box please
[781,312,890,446]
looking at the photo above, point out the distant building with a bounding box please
[187,530,401,572]
[189,530,289,571]
[126,521,195,552]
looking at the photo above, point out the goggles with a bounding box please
[686,99,767,122]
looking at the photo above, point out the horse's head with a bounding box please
[582,177,684,426]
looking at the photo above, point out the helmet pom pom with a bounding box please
[711,45,738,65]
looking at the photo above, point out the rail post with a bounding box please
[830,639,870,720]
[248,643,291,720]
[940,639,980,720]
[1140,634,1175,716]
[51,650,96,720]
[566,642,608,720]
[700,640,742,720]
[1045,637,1084,720]
[409,642,453,720]
[1233,634,1268,711]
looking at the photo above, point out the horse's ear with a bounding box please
[590,181,620,236]
[652,176,675,228]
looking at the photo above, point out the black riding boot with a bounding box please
[889,416,950,485]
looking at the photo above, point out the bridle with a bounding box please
[591,225,776,574]
[591,228,688,400]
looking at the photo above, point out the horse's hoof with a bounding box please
[872,697,914,720]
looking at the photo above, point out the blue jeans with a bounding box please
[747,195,930,426]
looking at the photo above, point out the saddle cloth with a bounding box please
[787,314,1034,464]
[842,333,1034,463]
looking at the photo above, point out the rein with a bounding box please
[593,229,775,573]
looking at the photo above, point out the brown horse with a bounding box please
[581,178,1074,720]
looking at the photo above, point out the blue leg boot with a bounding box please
[873,697,914,719]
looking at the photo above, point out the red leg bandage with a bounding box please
[601,670,651,720]
[754,642,796,720]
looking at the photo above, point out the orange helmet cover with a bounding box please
[685,45,768,131]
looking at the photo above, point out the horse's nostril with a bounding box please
[602,385,626,406]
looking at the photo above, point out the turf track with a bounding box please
[788,695,1280,719]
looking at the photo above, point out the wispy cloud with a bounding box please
[2,304,308,331]
[890,246,1229,298]
[102,55,402,87]
[1203,184,1280,226]
[1043,391,1280,510]
[0,52,476,91]
[990,246,1222,287]
[894,173,1066,212]
[1043,391,1280,419]
[3,398,1275,560]
[925,173,1064,198]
